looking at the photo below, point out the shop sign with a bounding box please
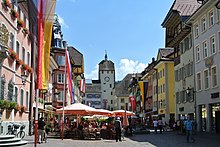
[0,24,9,47]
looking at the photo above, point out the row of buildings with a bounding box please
[0,0,85,135]
[83,0,220,134]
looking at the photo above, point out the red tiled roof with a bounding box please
[172,0,201,16]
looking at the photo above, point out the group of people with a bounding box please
[152,115,196,143]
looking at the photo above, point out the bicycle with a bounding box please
[17,124,26,139]
[6,122,26,139]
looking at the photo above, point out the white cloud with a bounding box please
[57,14,69,29]
[85,59,147,81]
[116,59,147,81]
[85,64,99,80]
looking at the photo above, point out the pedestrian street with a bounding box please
[23,131,220,147]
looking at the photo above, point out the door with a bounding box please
[215,111,220,133]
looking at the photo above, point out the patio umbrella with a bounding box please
[122,110,129,127]
[113,110,135,116]
[56,103,98,115]
[95,109,114,116]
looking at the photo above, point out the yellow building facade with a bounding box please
[155,48,175,122]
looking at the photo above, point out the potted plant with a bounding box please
[23,28,29,35]
[8,48,18,60]
[27,66,33,73]
[15,104,21,112]
[21,106,26,112]
[16,58,23,66]
[0,100,7,110]
[22,63,28,70]
[17,18,24,29]
[10,9,19,19]
[2,0,12,9]
[8,101,17,110]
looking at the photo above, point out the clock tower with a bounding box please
[98,52,115,110]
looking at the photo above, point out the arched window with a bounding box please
[0,76,6,100]
[8,80,14,101]
[20,89,24,106]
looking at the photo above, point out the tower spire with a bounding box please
[105,50,108,60]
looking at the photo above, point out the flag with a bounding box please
[129,94,136,111]
[37,0,56,89]
[65,50,74,103]
[80,79,86,93]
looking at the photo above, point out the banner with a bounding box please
[37,0,56,89]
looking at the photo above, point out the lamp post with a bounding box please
[186,87,197,127]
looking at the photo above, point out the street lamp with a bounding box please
[14,74,27,85]
[186,87,197,124]
[216,0,220,9]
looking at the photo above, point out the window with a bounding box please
[218,9,220,21]
[14,87,18,102]
[27,52,30,66]
[201,16,206,32]
[121,98,124,103]
[9,33,14,50]
[210,36,216,54]
[111,100,113,104]
[7,81,14,101]
[194,23,199,37]
[23,15,26,27]
[57,56,65,66]
[26,91,29,109]
[211,66,217,87]
[110,84,112,88]
[203,41,208,58]
[219,32,220,51]
[20,89,24,106]
[18,6,21,18]
[0,77,5,100]
[57,74,64,83]
[196,45,200,62]
[176,92,180,104]
[204,69,209,89]
[22,47,25,63]
[209,11,214,27]
[16,41,20,58]
[57,91,64,101]
[184,37,190,51]
[197,72,202,91]
[163,84,165,93]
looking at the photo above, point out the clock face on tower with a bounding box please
[104,76,110,82]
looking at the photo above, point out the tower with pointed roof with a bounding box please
[98,52,115,110]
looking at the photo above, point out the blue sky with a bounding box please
[55,0,174,81]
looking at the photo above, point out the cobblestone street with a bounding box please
[23,131,220,147]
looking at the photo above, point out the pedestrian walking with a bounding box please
[38,117,46,144]
[153,119,158,134]
[184,115,195,143]
[158,118,163,134]
[114,117,122,142]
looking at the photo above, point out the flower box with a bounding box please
[8,48,18,60]
[17,18,24,29]
[23,28,29,35]
[2,0,12,9]
[10,9,19,19]
[27,66,33,73]
[21,106,27,112]
[22,63,28,70]
[16,105,21,112]
[16,59,23,66]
